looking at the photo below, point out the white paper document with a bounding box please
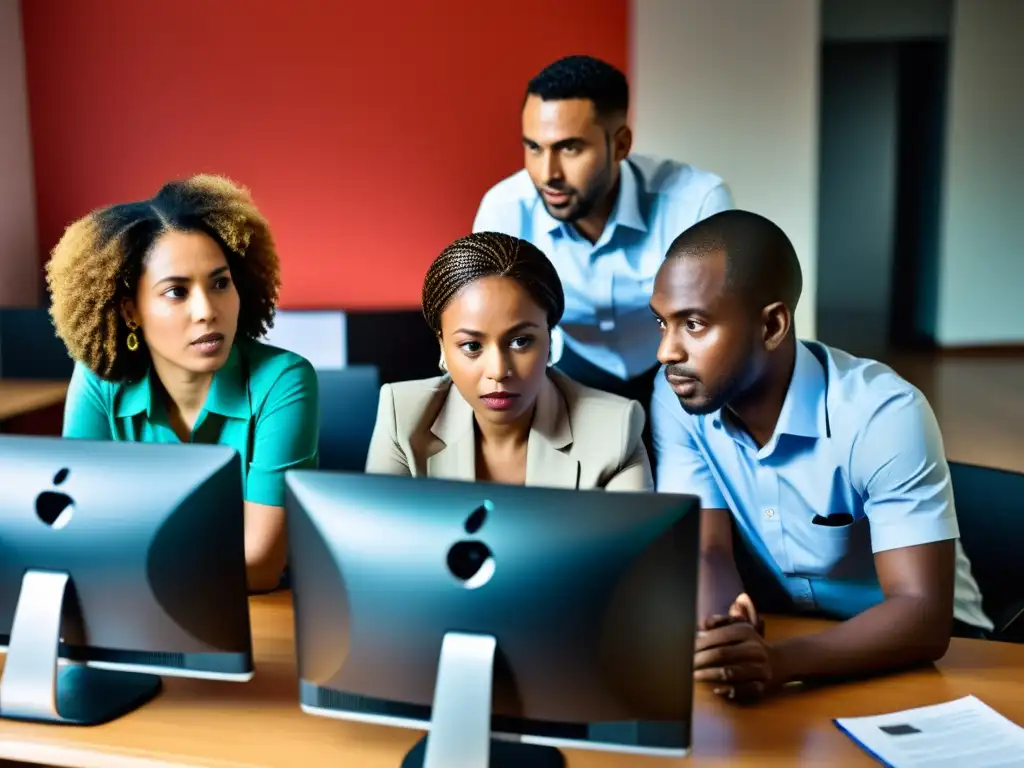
[834,695,1024,767]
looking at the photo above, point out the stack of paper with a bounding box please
[834,695,1024,767]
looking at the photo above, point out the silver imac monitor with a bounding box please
[285,470,700,767]
[0,436,254,726]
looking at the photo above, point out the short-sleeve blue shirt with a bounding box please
[473,154,732,379]
[651,339,991,630]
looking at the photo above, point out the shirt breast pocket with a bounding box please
[807,513,873,579]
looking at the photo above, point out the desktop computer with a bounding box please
[0,436,254,726]
[285,470,700,767]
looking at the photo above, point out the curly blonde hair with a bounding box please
[46,174,281,381]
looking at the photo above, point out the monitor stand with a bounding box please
[401,632,565,768]
[0,570,162,725]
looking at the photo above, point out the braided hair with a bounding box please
[421,232,564,336]
[47,174,281,382]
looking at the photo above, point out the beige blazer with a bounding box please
[365,368,653,491]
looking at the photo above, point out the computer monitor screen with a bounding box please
[285,470,700,764]
[0,436,253,725]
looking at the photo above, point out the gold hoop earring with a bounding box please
[438,354,447,373]
[126,321,140,352]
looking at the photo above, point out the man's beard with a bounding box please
[542,184,596,222]
[674,369,748,417]
[539,159,615,223]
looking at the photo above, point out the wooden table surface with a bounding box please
[0,380,68,422]
[1,592,1023,767]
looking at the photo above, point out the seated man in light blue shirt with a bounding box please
[472,54,732,421]
[649,209,992,702]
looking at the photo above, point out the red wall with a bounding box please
[20,0,628,310]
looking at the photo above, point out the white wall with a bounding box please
[0,0,39,307]
[935,0,1024,346]
[630,0,820,339]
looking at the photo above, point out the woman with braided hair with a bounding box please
[366,232,652,490]
[47,174,319,592]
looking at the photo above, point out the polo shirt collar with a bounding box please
[115,374,152,418]
[541,158,648,235]
[203,343,250,419]
[114,343,249,420]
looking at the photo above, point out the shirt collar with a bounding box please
[710,340,827,443]
[203,344,250,418]
[114,343,250,420]
[541,158,648,236]
[773,340,827,439]
[115,374,152,418]
[612,158,647,232]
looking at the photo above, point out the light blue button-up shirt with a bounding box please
[473,154,732,380]
[652,339,992,630]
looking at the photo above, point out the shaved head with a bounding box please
[651,210,803,416]
[666,209,802,318]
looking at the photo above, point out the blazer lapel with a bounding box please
[426,381,476,480]
[525,374,579,489]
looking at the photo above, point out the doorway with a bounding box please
[816,38,949,356]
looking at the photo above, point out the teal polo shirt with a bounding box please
[62,340,319,507]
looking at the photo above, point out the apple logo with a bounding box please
[36,467,75,530]
[446,500,495,589]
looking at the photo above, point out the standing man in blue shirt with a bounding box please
[473,55,732,416]
[648,209,992,701]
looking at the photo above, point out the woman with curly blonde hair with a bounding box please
[47,174,318,592]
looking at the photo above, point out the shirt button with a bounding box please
[765,509,775,519]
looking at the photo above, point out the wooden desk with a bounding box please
[0,380,68,422]
[1,593,1023,767]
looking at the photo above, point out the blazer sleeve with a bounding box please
[604,400,654,492]
[364,383,412,475]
